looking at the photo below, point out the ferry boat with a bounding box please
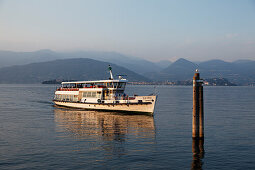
[53,66,157,115]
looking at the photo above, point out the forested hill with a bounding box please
[0,58,150,83]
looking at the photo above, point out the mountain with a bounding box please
[162,58,198,72]
[145,58,198,81]
[1,49,255,85]
[61,51,163,74]
[198,59,237,78]
[144,58,255,85]
[161,58,198,80]
[154,60,172,69]
[0,58,150,84]
[0,50,162,75]
[198,59,255,85]
[232,59,254,64]
[0,49,60,68]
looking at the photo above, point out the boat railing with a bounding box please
[57,85,108,91]
[57,88,79,91]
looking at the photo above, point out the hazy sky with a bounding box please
[0,0,255,62]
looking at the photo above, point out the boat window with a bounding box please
[117,83,121,88]
[82,91,100,98]
[114,83,118,88]
[83,84,91,88]
[91,92,95,97]
[55,94,78,102]
[87,92,92,97]
[117,83,126,88]
[77,84,82,88]
[108,82,113,88]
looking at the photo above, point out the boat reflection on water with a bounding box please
[54,108,155,142]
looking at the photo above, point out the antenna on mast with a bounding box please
[108,65,114,80]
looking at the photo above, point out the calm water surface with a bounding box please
[0,85,254,169]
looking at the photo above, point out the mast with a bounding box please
[108,65,114,80]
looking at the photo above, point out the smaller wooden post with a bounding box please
[192,69,204,139]
[199,84,204,139]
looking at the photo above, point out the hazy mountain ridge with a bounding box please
[0,58,150,83]
[0,50,61,68]
[147,58,255,85]
[0,50,164,75]
[62,51,164,74]
[0,50,255,85]
[154,60,172,68]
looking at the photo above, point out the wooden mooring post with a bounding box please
[192,69,204,139]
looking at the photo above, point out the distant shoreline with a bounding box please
[41,78,242,86]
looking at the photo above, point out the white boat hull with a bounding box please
[54,95,157,115]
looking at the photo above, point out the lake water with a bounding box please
[0,85,254,169]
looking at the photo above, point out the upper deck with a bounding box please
[61,79,128,85]
[60,79,127,89]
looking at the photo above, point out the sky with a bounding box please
[0,0,255,62]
